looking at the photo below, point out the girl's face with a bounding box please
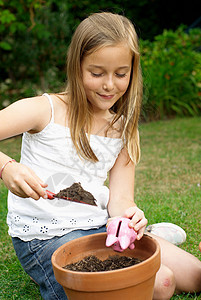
[81,43,132,116]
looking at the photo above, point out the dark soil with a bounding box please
[55,182,97,206]
[63,255,142,272]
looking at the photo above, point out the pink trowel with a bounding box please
[106,217,137,252]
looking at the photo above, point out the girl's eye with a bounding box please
[116,73,126,78]
[91,72,103,77]
[91,72,127,78]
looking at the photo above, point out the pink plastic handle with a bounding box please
[46,190,55,199]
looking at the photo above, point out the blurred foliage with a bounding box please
[66,0,201,40]
[0,0,200,119]
[141,27,201,120]
[0,0,70,101]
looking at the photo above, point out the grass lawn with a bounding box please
[0,117,200,299]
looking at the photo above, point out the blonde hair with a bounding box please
[66,12,142,164]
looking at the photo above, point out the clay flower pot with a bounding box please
[51,233,160,300]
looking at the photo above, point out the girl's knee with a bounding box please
[153,265,176,300]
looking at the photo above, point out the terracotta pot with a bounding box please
[51,233,160,300]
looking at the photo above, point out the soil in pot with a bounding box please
[52,233,161,300]
[63,255,142,272]
[55,182,97,206]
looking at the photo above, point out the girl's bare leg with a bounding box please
[153,264,176,300]
[147,233,201,299]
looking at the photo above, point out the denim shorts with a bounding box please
[12,226,106,300]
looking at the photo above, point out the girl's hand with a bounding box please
[2,161,48,200]
[124,206,148,240]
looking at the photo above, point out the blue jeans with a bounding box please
[12,226,106,300]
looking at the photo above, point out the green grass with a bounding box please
[0,118,200,299]
[0,137,42,299]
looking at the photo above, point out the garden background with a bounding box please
[0,0,201,119]
[0,0,201,299]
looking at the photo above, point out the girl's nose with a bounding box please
[103,77,114,92]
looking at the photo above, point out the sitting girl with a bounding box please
[0,12,200,300]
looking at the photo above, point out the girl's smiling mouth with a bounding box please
[97,93,115,100]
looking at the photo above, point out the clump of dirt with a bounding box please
[63,255,142,272]
[55,182,97,206]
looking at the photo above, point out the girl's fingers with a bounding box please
[3,161,47,200]
[123,206,138,218]
[20,165,48,199]
[123,206,148,240]
[8,164,48,200]
[134,218,148,240]
[30,169,48,197]
[12,180,42,200]
[31,170,48,188]
[25,176,48,200]
[107,206,147,241]
[136,227,145,240]
[128,208,146,228]
[133,217,148,232]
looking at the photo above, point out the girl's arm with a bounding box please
[0,96,51,199]
[108,147,147,240]
[0,96,51,139]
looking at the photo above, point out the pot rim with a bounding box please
[51,233,161,291]
[52,233,160,275]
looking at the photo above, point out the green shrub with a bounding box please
[0,0,69,108]
[140,27,201,120]
[0,1,200,120]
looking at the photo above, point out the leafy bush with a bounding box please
[141,27,201,120]
[0,0,70,108]
[0,1,200,120]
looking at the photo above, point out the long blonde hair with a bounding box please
[66,12,143,164]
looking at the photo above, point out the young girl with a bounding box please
[0,12,200,300]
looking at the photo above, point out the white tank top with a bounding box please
[7,93,124,241]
